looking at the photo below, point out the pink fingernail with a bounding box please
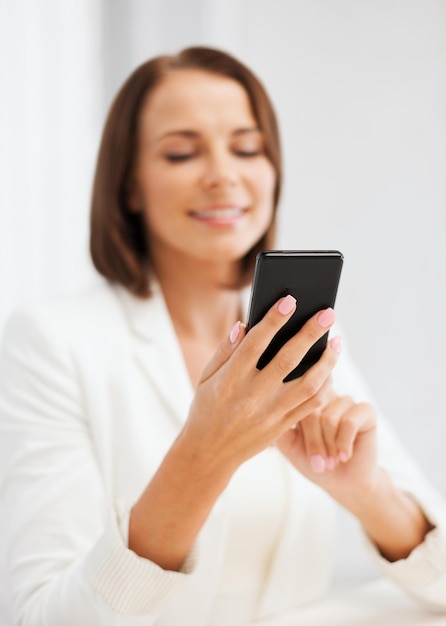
[330,335,343,353]
[339,451,349,463]
[310,454,326,473]
[317,308,335,328]
[326,456,336,470]
[278,294,297,315]
[229,321,240,344]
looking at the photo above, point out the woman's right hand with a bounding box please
[130,295,341,569]
[178,294,342,482]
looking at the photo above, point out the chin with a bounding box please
[197,241,256,264]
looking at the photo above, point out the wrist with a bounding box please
[341,468,433,561]
[170,429,235,496]
[129,431,233,569]
[339,467,390,517]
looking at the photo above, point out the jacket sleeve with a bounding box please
[365,417,446,612]
[334,340,446,612]
[0,308,200,625]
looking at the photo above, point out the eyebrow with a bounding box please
[154,127,262,143]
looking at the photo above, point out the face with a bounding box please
[129,69,276,274]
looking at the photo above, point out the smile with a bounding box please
[189,206,247,220]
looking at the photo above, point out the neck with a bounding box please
[152,253,244,346]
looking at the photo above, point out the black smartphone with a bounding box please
[246,250,343,381]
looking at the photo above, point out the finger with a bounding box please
[277,335,342,415]
[319,395,354,463]
[336,403,376,462]
[198,321,246,383]
[299,413,328,473]
[282,377,333,429]
[275,424,305,459]
[262,307,337,384]
[239,294,298,370]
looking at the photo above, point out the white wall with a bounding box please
[0,1,104,327]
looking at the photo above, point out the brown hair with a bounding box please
[90,46,282,297]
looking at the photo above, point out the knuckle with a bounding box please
[309,389,329,414]
[303,317,325,343]
[310,394,325,413]
[304,411,321,427]
[339,394,354,406]
[358,401,375,416]
[321,344,338,368]
[256,308,284,337]
[275,352,296,377]
[353,402,377,429]
[337,419,355,441]
[320,412,338,431]
[300,373,322,399]
[239,332,261,360]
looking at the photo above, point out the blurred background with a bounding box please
[1,0,445,586]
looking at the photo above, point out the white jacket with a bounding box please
[0,281,445,625]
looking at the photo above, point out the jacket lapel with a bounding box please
[113,283,251,427]
[114,283,194,426]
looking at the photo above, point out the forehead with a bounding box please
[139,69,257,135]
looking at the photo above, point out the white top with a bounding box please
[209,447,289,624]
[249,577,446,626]
[0,281,445,626]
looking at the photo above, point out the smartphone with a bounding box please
[246,250,343,381]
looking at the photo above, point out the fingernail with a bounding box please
[310,454,326,473]
[339,451,349,463]
[326,456,336,470]
[317,308,335,328]
[278,294,296,315]
[229,321,240,344]
[330,335,343,353]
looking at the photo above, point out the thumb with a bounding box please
[198,321,246,384]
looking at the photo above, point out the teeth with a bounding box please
[194,208,244,219]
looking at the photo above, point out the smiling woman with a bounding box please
[90,47,281,299]
[126,69,275,273]
[0,46,446,626]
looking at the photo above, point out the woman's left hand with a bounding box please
[277,391,434,561]
[276,391,379,506]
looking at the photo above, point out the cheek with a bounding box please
[140,166,190,213]
[254,163,276,211]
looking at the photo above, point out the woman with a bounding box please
[0,46,445,626]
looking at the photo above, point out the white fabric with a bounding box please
[209,447,289,625]
[252,577,446,626]
[0,281,445,626]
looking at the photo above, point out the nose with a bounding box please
[201,149,239,189]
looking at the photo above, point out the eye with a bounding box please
[232,133,264,158]
[165,153,195,163]
[234,149,262,158]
